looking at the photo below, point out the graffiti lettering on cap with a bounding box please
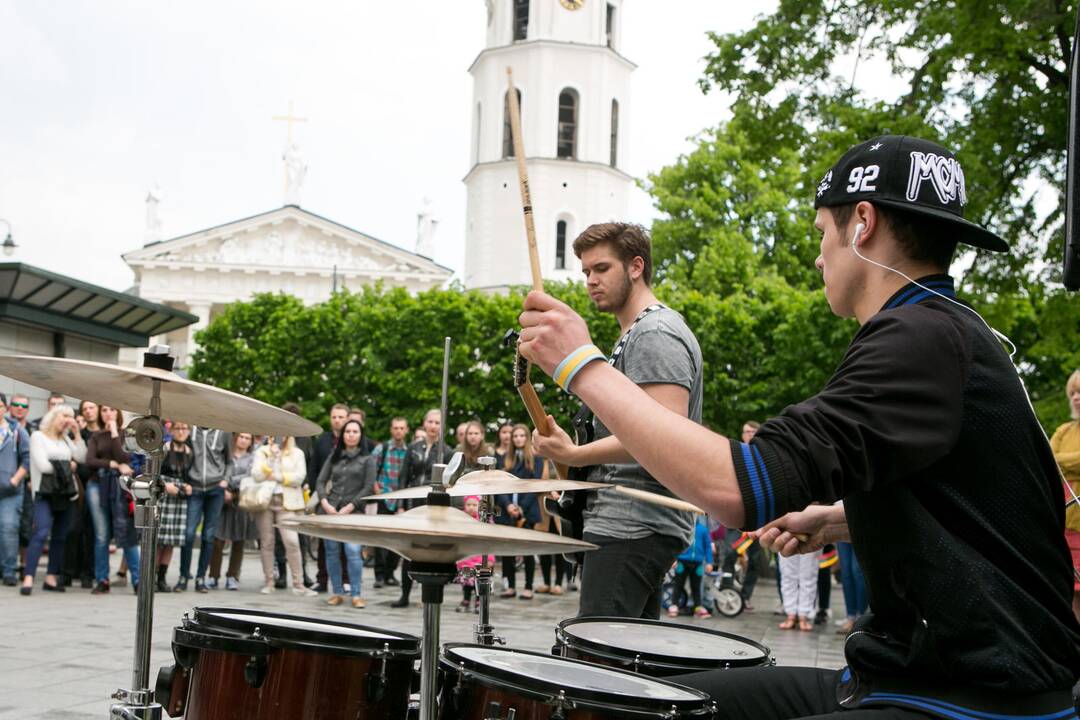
[906,152,968,206]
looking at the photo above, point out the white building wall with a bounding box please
[465,0,634,290]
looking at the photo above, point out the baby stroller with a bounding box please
[707,565,746,617]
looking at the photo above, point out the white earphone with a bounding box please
[848,219,1015,357]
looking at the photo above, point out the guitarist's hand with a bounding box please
[519,291,593,377]
[532,415,580,466]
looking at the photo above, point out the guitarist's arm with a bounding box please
[533,383,690,468]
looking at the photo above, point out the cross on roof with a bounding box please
[273,101,308,145]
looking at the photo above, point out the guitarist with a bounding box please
[532,222,703,620]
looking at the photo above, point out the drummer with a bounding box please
[518,136,1080,718]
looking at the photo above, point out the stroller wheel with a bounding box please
[713,588,744,617]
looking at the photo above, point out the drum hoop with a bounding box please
[441,643,710,712]
[188,606,421,656]
[556,616,771,668]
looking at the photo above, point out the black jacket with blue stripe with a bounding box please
[731,275,1080,717]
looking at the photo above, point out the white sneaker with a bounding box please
[292,586,317,597]
[260,584,275,594]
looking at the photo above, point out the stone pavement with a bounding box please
[0,553,847,718]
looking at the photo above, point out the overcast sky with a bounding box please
[1,1,784,292]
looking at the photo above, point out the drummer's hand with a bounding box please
[754,504,842,557]
[518,291,593,377]
[532,416,580,466]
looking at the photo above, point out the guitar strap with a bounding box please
[573,303,665,449]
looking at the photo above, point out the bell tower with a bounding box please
[464,0,634,289]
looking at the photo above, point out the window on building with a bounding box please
[610,99,619,167]
[555,220,567,270]
[557,89,578,159]
[502,89,521,159]
[513,0,529,41]
[606,3,617,49]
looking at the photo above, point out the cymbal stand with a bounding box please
[414,464,456,720]
[473,485,504,646]
[110,347,172,720]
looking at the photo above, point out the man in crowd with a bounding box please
[0,393,30,586]
[29,392,65,432]
[176,426,232,592]
[371,416,410,588]
[392,408,452,607]
[531,222,703,620]
[518,136,1080,718]
[7,394,32,570]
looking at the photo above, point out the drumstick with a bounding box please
[506,67,543,293]
[611,485,704,514]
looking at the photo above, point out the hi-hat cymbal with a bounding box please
[280,504,597,564]
[363,467,610,501]
[0,355,320,437]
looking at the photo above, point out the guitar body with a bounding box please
[542,403,597,565]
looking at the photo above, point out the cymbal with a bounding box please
[279,504,597,564]
[363,467,610,501]
[0,355,321,437]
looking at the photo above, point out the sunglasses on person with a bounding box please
[9,402,28,409]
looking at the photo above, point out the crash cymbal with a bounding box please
[280,504,597,564]
[0,355,320,437]
[363,467,610,501]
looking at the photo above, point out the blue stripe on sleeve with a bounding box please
[750,444,775,524]
[739,442,765,528]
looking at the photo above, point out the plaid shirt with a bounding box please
[374,440,408,509]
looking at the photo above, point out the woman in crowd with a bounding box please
[496,423,543,599]
[21,404,86,595]
[460,420,491,472]
[493,422,513,460]
[1051,368,1080,623]
[778,545,819,631]
[85,405,140,595]
[59,400,102,588]
[157,421,192,592]
[209,431,257,590]
[252,434,313,596]
[315,419,376,608]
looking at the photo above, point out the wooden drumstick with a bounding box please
[611,485,704,514]
[506,67,543,293]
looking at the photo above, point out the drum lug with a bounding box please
[366,643,390,704]
[451,662,468,711]
[633,653,642,672]
[244,655,268,689]
[171,641,197,671]
[548,689,573,720]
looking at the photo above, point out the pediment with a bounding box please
[125,207,448,277]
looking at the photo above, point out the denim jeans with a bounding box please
[24,498,72,581]
[0,483,23,579]
[180,486,225,580]
[324,539,363,596]
[86,481,141,586]
[838,541,868,619]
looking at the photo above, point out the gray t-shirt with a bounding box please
[584,306,703,543]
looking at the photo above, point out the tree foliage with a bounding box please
[648,0,1080,429]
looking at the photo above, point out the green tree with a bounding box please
[648,0,1080,429]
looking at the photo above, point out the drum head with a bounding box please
[185,607,420,655]
[442,644,708,712]
[558,616,769,669]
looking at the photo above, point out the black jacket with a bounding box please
[315,449,376,512]
[399,438,453,509]
[731,276,1080,717]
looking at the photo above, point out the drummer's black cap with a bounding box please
[813,135,1007,253]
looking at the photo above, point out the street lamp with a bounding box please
[0,220,15,257]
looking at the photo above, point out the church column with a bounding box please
[184,302,211,368]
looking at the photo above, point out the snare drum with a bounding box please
[159,607,420,719]
[555,616,771,676]
[439,644,713,719]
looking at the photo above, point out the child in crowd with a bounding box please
[456,496,493,613]
[668,514,713,619]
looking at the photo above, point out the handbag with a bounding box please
[238,475,273,511]
[41,459,78,512]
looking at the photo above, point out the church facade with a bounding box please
[122,205,452,367]
[463,0,634,290]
